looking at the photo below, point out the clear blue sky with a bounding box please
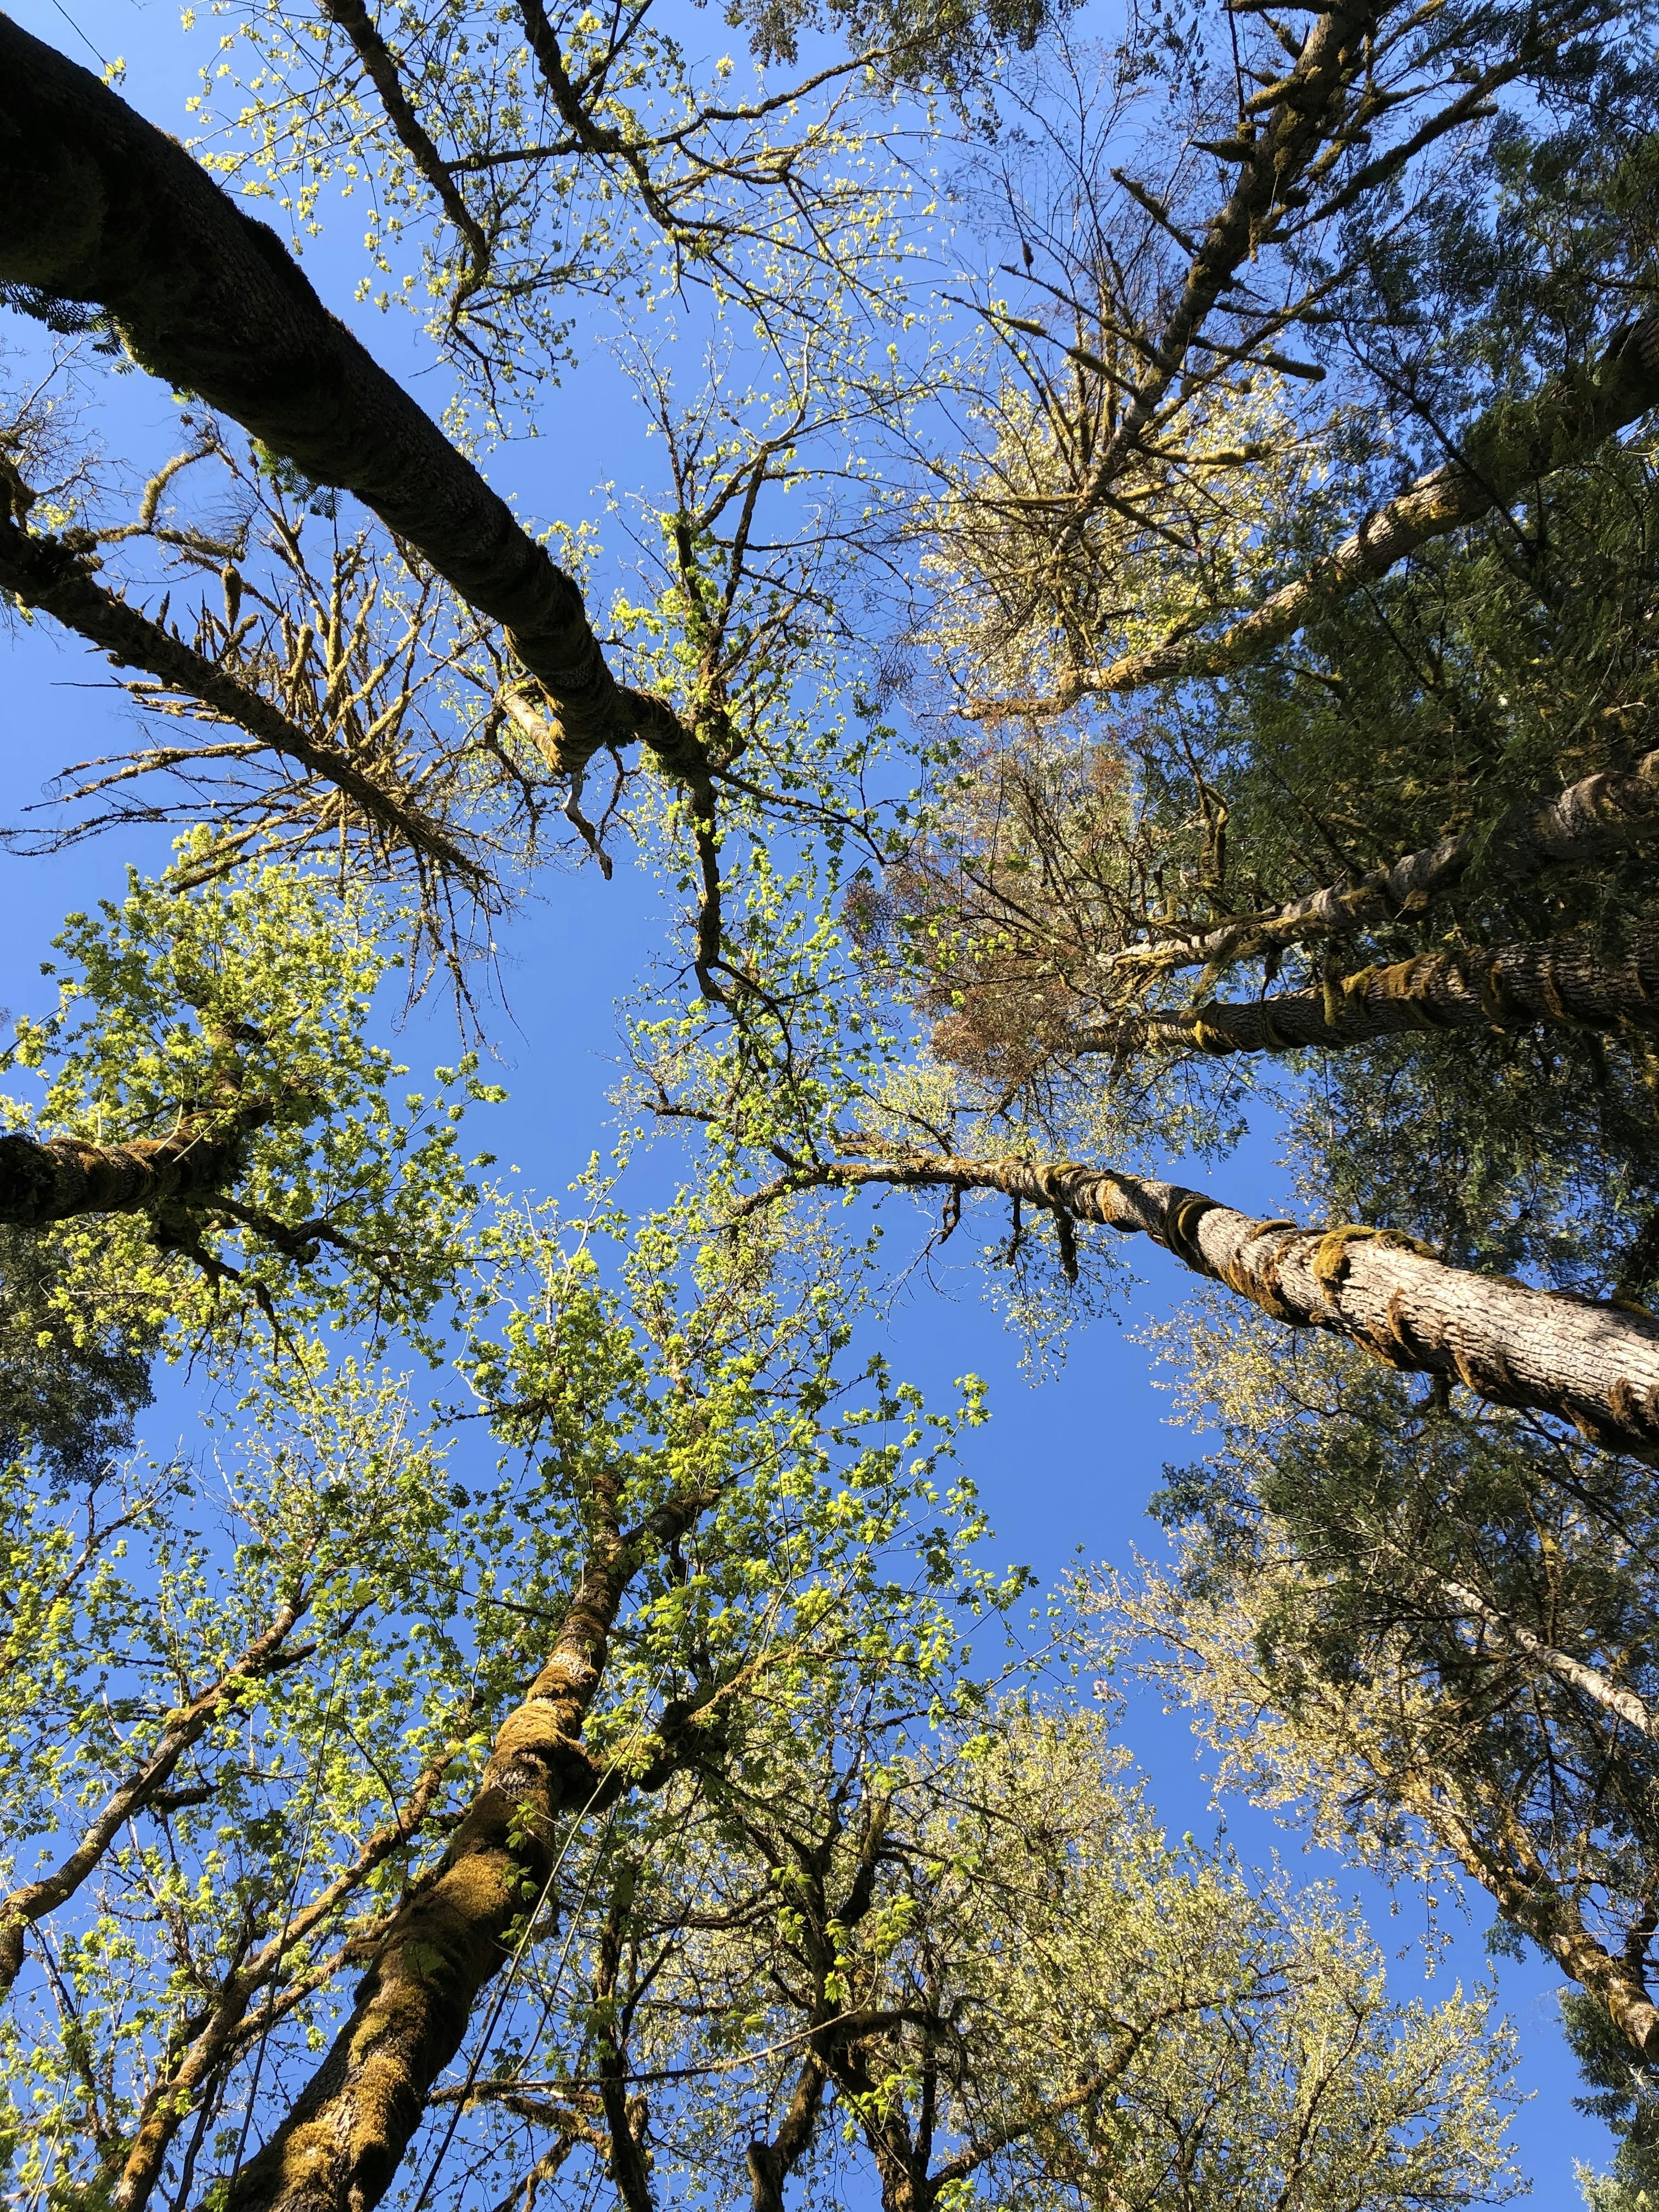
[0,0,1609,2191]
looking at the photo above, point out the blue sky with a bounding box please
[0,0,1617,2191]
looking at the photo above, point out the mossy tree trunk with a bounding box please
[757,1153,1659,1455]
[0,13,698,782]
[1121,928,1659,1056]
[220,1479,708,2212]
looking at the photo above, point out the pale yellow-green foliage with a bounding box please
[517,1700,1520,2212]
[919,362,1327,706]
[187,0,935,428]
[876,1710,1518,2212]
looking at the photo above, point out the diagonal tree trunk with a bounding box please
[219,1484,707,2212]
[1054,0,1380,561]
[0,14,698,784]
[0,478,482,883]
[112,1734,466,2212]
[989,311,1659,716]
[1101,747,1659,984]
[1397,1768,1659,2059]
[1110,927,1659,1056]
[1434,1577,1658,1740]
[748,1152,1659,1455]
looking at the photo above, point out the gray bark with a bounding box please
[1101,747,1659,984]
[1436,1577,1658,1740]
[772,1153,1659,1457]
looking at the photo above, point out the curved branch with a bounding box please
[0,473,486,883]
[314,0,492,301]
[988,312,1659,716]
[1102,746,1659,984]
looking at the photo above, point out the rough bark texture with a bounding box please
[112,1741,462,2212]
[1409,1777,1659,2060]
[1125,927,1659,1055]
[0,488,480,879]
[778,1154,1659,1455]
[111,1745,462,2212]
[0,14,697,780]
[996,312,1659,716]
[1104,747,1659,982]
[0,1123,253,1226]
[0,1599,304,1995]
[221,1492,703,2212]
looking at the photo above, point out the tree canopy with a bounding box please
[1,0,1658,2200]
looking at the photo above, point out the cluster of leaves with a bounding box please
[0,844,505,1364]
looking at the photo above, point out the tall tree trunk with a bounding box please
[1116,928,1659,1056]
[0,1121,264,1227]
[112,1737,465,2212]
[990,311,1659,715]
[1435,1578,1659,1740]
[1404,1776,1659,2059]
[1056,0,1380,554]
[0,14,698,782]
[753,1152,1659,1455]
[1102,747,1659,984]
[220,1488,704,2212]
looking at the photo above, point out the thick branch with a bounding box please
[1057,1,1378,552]
[0,1114,266,1227]
[0,483,483,882]
[113,1732,466,2212]
[1402,1774,1659,2059]
[0,14,697,781]
[1437,1577,1658,1740]
[759,1152,1659,1455]
[1119,927,1659,1056]
[1103,747,1659,983]
[993,312,1659,716]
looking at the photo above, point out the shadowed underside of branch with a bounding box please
[754,1152,1659,1454]
[984,312,1659,718]
[0,13,702,786]
[1111,926,1659,1056]
[1104,747,1659,983]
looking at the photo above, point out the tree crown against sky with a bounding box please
[2,0,1659,2200]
